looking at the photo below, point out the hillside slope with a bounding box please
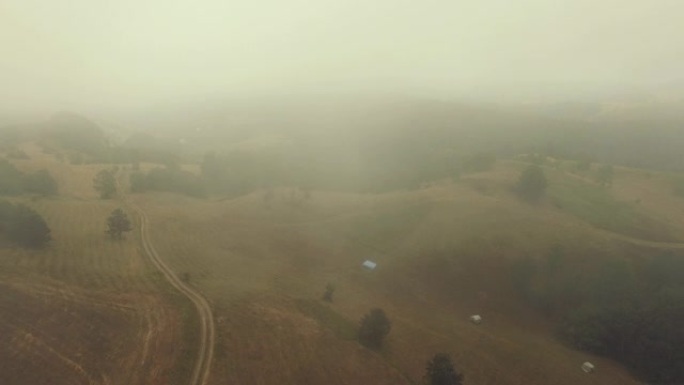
[136,161,681,385]
[0,145,192,385]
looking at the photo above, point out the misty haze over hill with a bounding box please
[3,2,684,384]
[2,0,683,113]
[2,0,683,172]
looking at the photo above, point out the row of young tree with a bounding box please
[512,247,684,383]
[0,159,58,196]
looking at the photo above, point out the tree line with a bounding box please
[122,149,497,199]
[512,247,684,383]
[129,166,206,197]
[122,150,552,204]
[0,159,58,196]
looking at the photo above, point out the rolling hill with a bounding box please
[1,102,684,384]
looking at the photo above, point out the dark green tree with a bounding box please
[93,169,116,199]
[322,283,335,302]
[106,208,132,240]
[515,164,548,202]
[358,308,391,349]
[4,203,51,248]
[23,169,58,195]
[129,171,147,193]
[0,159,25,195]
[425,353,464,385]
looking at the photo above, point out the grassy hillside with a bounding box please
[0,145,193,385]
[3,139,684,384]
[135,159,684,385]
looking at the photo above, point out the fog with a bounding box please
[2,0,683,112]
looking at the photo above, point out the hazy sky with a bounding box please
[2,0,683,111]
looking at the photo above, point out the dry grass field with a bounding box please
[0,144,193,385]
[3,143,683,385]
[136,160,681,385]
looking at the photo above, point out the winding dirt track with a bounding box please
[115,172,214,385]
[133,205,215,385]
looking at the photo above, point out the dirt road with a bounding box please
[115,172,215,385]
[134,206,215,385]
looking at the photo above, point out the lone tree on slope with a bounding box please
[106,208,132,240]
[2,203,52,248]
[425,353,464,385]
[93,169,116,199]
[358,308,391,349]
[322,283,335,302]
[515,164,548,202]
